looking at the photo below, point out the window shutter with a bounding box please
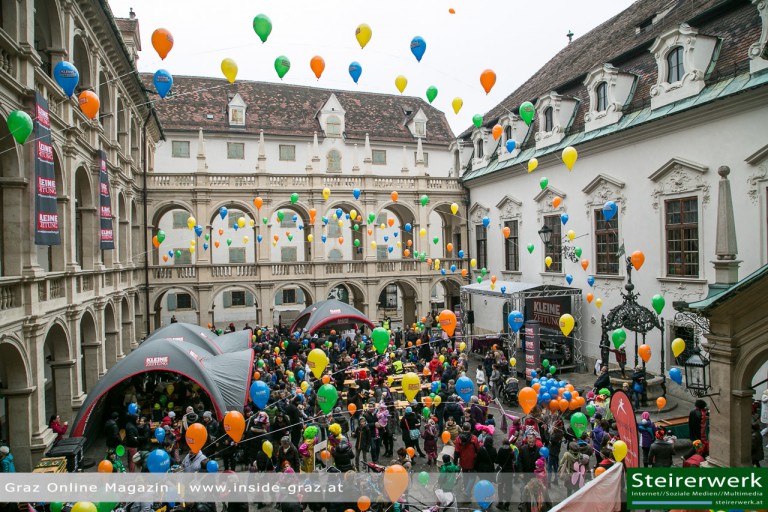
[246,291,255,307]
[297,288,305,303]
[167,293,177,311]
[223,291,232,308]
[275,291,283,305]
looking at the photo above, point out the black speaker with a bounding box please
[466,310,475,324]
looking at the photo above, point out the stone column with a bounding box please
[0,387,35,471]
[731,389,754,467]
[49,360,76,423]
[81,343,101,393]
[122,309,134,356]
[703,334,737,467]
[105,327,120,368]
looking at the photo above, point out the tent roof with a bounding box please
[289,299,374,335]
[461,281,580,299]
[144,323,222,354]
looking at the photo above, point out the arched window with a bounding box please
[544,107,554,132]
[453,151,461,176]
[327,149,341,172]
[326,116,341,137]
[328,249,343,261]
[475,139,484,159]
[596,82,608,111]
[504,125,512,141]
[667,46,685,83]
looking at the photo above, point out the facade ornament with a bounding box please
[648,158,710,211]
[495,195,523,225]
[583,63,637,132]
[468,202,490,225]
[582,173,626,218]
[747,161,768,205]
[749,0,768,74]
[534,186,567,223]
[534,92,579,149]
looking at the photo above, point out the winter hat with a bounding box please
[641,411,650,421]
[405,407,412,414]
[203,411,212,419]
[535,458,545,470]
[168,411,176,419]
[442,454,452,464]
[0,446,9,455]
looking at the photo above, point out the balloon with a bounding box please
[631,250,645,271]
[596,298,603,309]
[223,411,245,442]
[53,61,80,96]
[570,412,588,438]
[439,309,457,336]
[308,348,329,378]
[586,404,596,417]
[98,459,113,473]
[585,276,595,287]
[517,387,537,414]
[594,466,606,476]
[482,216,490,228]
[78,91,100,119]
[349,61,362,83]
[205,459,219,473]
[479,69,496,94]
[289,193,299,205]
[263,440,274,458]
[7,110,33,145]
[309,55,325,80]
[214,241,220,248]
[612,440,628,462]
[472,114,483,129]
[455,375,475,402]
[185,423,207,454]
[561,213,569,225]
[500,286,506,294]
[421,194,430,207]
[357,497,371,512]
[51,504,64,512]
[474,480,495,510]
[221,58,238,83]
[154,427,166,444]
[128,403,138,415]
[519,101,535,125]
[545,256,553,268]
[649,294,666,315]
[419,228,427,238]
[562,146,578,171]
[153,69,173,99]
[150,28,174,59]
[505,139,516,153]
[656,397,667,410]
[539,447,549,459]
[452,97,463,114]
[612,329,626,349]
[565,274,573,285]
[356,23,372,49]
[401,372,421,402]
[639,344,652,363]
[527,243,534,254]
[669,367,683,385]
[252,14,273,42]
[528,158,538,173]
[602,201,618,221]
[451,203,460,215]
[470,258,477,268]
[250,380,270,409]
[410,36,427,62]
[226,238,232,246]
[461,269,468,277]
[539,177,548,190]
[508,311,524,333]
[275,56,291,79]
[581,258,589,271]
[492,124,503,140]
[322,188,331,200]
[490,275,497,284]
[372,327,389,354]
[672,338,686,358]
[383,465,409,503]
[318,384,338,414]
[586,293,594,303]
[558,314,575,336]
[404,223,412,233]
[549,366,557,375]
[391,191,399,202]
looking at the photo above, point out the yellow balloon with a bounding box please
[71,503,97,512]
[490,284,495,290]
[301,381,309,392]
[451,97,463,115]
[528,158,538,173]
[189,246,195,254]
[396,241,401,248]
[332,214,338,220]
[567,230,575,241]
[450,203,459,215]
[671,338,686,358]
[439,355,445,363]
[237,217,245,228]
[190,240,196,246]
[435,258,440,270]
[249,219,255,227]
[395,75,408,94]
[401,372,421,402]
[356,23,372,49]
[307,348,328,378]
[308,234,313,242]
[272,241,277,246]
[433,395,442,407]
[350,210,357,220]
[470,259,477,268]
[381,223,386,230]
[187,216,196,229]
[545,256,553,268]
[558,313,575,336]
[371,241,377,249]
[595,298,603,309]
[221,58,238,84]
[612,440,628,462]
[338,220,343,227]
[459,342,466,352]
[562,146,578,171]
[509,357,516,367]
[387,375,394,386]
[243,236,249,243]
[262,440,273,458]
[322,187,331,200]
[419,228,426,237]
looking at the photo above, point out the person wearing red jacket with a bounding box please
[454,422,481,497]
[49,415,68,443]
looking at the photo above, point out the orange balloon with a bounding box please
[448,8,455,14]
[569,398,579,410]
[581,259,589,271]
[439,309,457,336]
[490,275,497,284]
[492,124,503,141]
[502,226,511,239]
[98,460,113,473]
[553,196,562,209]
[387,218,394,228]
[391,191,399,202]
[631,250,645,271]
[547,400,559,412]
[338,236,344,245]
[518,387,537,415]
[322,375,331,384]
[424,396,433,407]
[348,403,357,415]
[441,431,451,444]
[408,342,413,347]
[446,243,453,253]
[309,208,317,224]
[276,357,282,365]
[532,383,541,392]
[368,229,373,235]
[404,249,410,257]
[253,371,260,380]
[214,241,220,248]
[254,197,263,210]
[656,397,667,410]
[274,235,279,242]
[423,368,430,376]
[185,423,208,453]
[223,411,246,443]
[384,464,410,503]
[639,344,652,363]
[461,269,468,277]
[219,228,224,236]
[571,390,580,399]
[558,399,569,412]
[151,28,174,60]
[594,466,606,476]
[416,339,421,346]
[578,396,586,407]
[406,447,415,458]
[427,258,433,266]
[407,239,412,247]
[566,384,575,392]
[320,450,332,461]
[153,235,160,249]
[357,497,371,512]
[310,55,325,79]
[586,293,594,303]
[480,69,497,94]
[78,91,100,120]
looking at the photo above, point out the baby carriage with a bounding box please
[502,377,519,407]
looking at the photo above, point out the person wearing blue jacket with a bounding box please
[637,411,657,467]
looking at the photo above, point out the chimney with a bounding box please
[710,165,741,294]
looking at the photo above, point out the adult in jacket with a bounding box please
[277,436,301,472]
[517,432,541,473]
[400,407,426,457]
[474,436,497,472]
[124,414,141,472]
[496,439,516,511]
[648,429,674,467]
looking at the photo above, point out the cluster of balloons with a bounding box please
[518,380,584,415]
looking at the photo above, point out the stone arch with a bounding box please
[98,68,113,137]
[33,0,64,74]
[151,201,195,266]
[0,335,32,389]
[322,201,365,261]
[151,285,199,330]
[150,200,195,228]
[210,284,260,330]
[0,335,33,459]
[429,277,463,312]
[208,201,256,266]
[375,202,417,261]
[71,30,93,89]
[326,280,367,315]
[74,164,95,269]
[428,202,464,260]
[120,295,132,355]
[378,201,417,224]
[268,203,310,263]
[103,301,119,368]
[207,200,258,227]
[79,309,99,393]
[42,320,73,422]
[0,107,25,276]
[117,192,128,262]
[375,279,420,328]
[272,282,314,328]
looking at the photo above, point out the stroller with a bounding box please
[502,377,519,407]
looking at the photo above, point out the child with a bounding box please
[106,448,126,473]
[422,419,438,466]
[534,457,548,488]
[445,416,460,445]
[637,411,656,468]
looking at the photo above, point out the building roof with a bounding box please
[143,74,456,144]
[679,263,768,313]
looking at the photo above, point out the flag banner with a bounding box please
[610,390,639,468]
[34,93,60,246]
[98,149,114,250]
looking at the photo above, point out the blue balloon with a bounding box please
[128,403,138,415]
[531,378,539,386]
[441,268,446,275]
[602,201,618,221]
[565,274,573,285]
[233,224,239,231]
[587,276,595,287]
[500,286,506,294]
[458,250,465,259]
[298,370,304,380]
[345,214,350,220]
[322,216,329,225]
[53,61,79,97]
[542,393,551,403]
[206,460,219,473]
[669,367,683,385]
[410,36,427,62]
[404,223,412,232]
[538,387,546,396]
[220,206,228,219]
[154,427,165,444]
[384,236,389,242]
[549,386,558,396]
[349,61,362,83]
[146,448,170,473]
[482,216,490,228]
[531,371,538,378]
[561,213,569,225]
[361,335,367,342]
[456,376,475,402]
[450,264,456,272]
[298,224,303,230]
[353,188,361,200]
[203,243,208,251]
[194,225,203,237]
[506,140,516,153]
[292,214,298,222]
[473,479,495,510]
[168,250,174,258]
[393,231,398,238]
[336,208,343,219]
[250,380,270,409]
[321,235,327,243]
[431,381,440,393]
[257,235,263,242]
[507,310,524,333]
[153,69,173,99]
[563,391,572,402]
[539,447,550,459]
[388,246,394,253]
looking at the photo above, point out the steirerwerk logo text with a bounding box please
[628,468,768,510]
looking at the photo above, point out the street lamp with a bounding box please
[538,224,553,246]
[683,345,712,398]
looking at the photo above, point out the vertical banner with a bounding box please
[523,320,541,382]
[525,295,574,368]
[99,150,114,250]
[609,390,639,468]
[34,93,60,245]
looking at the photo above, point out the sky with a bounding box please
[108,0,636,136]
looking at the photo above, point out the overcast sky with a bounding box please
[108,0,635,136]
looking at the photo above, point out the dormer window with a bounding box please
[504,125,512,141]
[535,92,578,149]
[326,116,341,137]
[227,93,247,127]
[583,63,636,132]
[415,121,426,137]
[596,82,608,111]
[667,46,685,82]
[476,139,484,159]
[543,108,553,132]
[408,109,429,138]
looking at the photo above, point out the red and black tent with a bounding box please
[289,299,374,335]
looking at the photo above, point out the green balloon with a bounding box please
[542,359,550,369]
[422,407,430,419]
[570,412,588,438]
[368,212,376,224]
[426,86,438,104]
[204,233,210,241]
[51,504,63,512]
[420,194,429,206]
[156,230,166,244]
[433,237,439,245]
[226,238,232,246]
[7,110,33,144]
[419,470,430,487]
[480,267,487,276]
[585,404,596,417]
[288,376,295,383]
[539,177,549,190]
[317,383,338,414]
[651,294,665,315]
[97,503,118,512]
[353,224,359,231]
[612,328,627,349]
[477,276,482,284]
[252,14,273,43]
[287,234,293,241]
[290,193,299,204]
[354,239,360,247]
[372,327,389,354]
[574,247,582,258]
[472,114,483,129]
[527,243,534,254]
[258,359,264,367]
[519,101,535,126]
[277,210,284,222]
[549,366,557,375]
[263,217,268,225]
[115,445,125,457]
[420,253,426,261]
[175,250,182,258]
[274,56,291,79]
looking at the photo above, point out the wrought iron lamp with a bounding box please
[683,345,712,398]
[538,225,553,245]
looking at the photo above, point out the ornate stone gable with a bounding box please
[496,195,523,223]
[468,202,491,225]
[534,186,567,223]
[581,173,626,218]
[648,157,710,211]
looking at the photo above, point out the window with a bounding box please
[176,293,192,310]
[231,290,246,307]
[414,152,429,167]
[229,107,245,126]
[279,145,296,161]
[377,246,388,260]
[415,121,426,137]
[453,151,461,176]
[672,324,696,366]
[667,46,685,83]
[282,288,297,304]
[229,247,245,264]
[475,139,484,159]
[328,223,341,238]
[227,142,244,159]
[372,150,387,165]
[328,249,343,261]
[544,107,554,132]
[504,125,512,141]
[327,150,341,172]
[543,215,562,273]
[475,224,487,269]
[596,82,608,111]
[595,208,620,275]
[665,197,699,277]
[228,211,244,228]
[380,284,398,308]
[281,247,297,262]
[280,217,296,228]
[326,116,341,137]
[504,220,519,271]
[174,248,192,265]
[171,141,190,158]
[172,212,188,229]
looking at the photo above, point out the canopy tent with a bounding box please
[289,299,374,335]
[143,322,252,355]
[71,337,253,443]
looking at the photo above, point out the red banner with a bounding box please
[609,390,639,468]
